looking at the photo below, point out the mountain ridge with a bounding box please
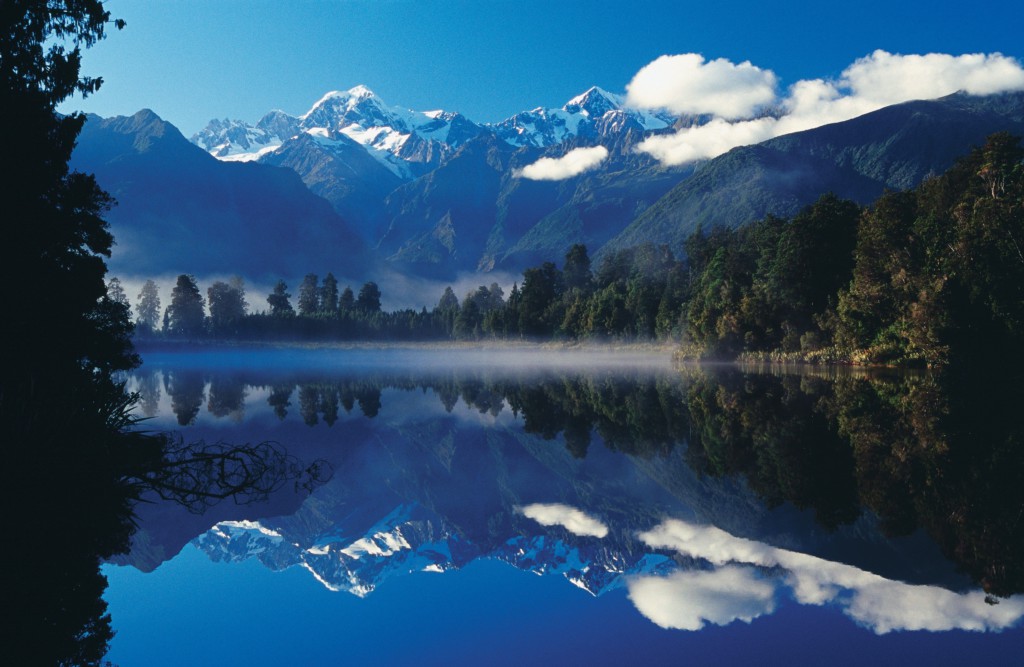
[72,109,372,281]
[70,89,1024,285]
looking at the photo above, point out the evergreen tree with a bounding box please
[106,277,128,307]
[267,280,294,316]
[297,273,320,316]
[486,282,505,310]
[339,286,355,313]
[136,279,161,331]
[563,244,594,293]
[321,272,339,314]
[435,286,460,337]
[207,278,247,332]
[454,294,482,339]
[356,281,382,313]
[4,3,134,376]
[167,274,205,336]
[519,262,563,336]
[437,286,460,311]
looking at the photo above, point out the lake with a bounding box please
[101,346,1024,665]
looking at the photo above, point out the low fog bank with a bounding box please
[132,340,677,373]
[373,342,675,370]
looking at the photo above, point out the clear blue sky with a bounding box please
[64,0,1024,136]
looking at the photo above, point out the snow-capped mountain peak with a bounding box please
[190,117,291,162]
[190,83,676,172]
[491,85,676,148]
[296,86,485,178]
[192,502,675,598]
[301,85,404,134]
[190,85,486,178]
[563,86,623,117]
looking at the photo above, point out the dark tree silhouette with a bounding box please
[127,436,333,514]
[167,274,205,336]
[2,4,140,665]
[356,281,382,313]
[321,272,339,314]
[339,285,355,313]
[297,272,320,316]
[2,6,336,664]
[207,277,247,333]
[267,279,294,316]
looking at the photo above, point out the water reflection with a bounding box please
[634,519,1024,634]
[119,351,1024,644]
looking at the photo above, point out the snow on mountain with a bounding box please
[193,501,675,598]
[194,503,471,597]
[190,110,300,162]
[492,86,676,148]
[191,84,681,174]
[192,85,485,178]
[297,87,488,178]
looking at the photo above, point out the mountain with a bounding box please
[602,91,1024,257]
[191,86,490,247]
[183,86,697,278]
[98,87,1024,285]
[72,109,370,280]
[493,155,694,272]
[492,86,677,147]
[295,86,486,179]
[191,86,487,177]
[193,501,674,597]
[258,132,404,246]
[190,110,300,162]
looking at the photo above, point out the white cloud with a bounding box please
[843,50,1024,105]
[631,50,1024,165]
[625,54,778,119]
[637,519,1024,634]
[845,580,1024,634]
[636,116,777,166]
[516,503,608,538]
[627,566,776,630]
[517,146,609,181]
[639,519,776,566]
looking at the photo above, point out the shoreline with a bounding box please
[130,339,925,376]
[131,338,679,354]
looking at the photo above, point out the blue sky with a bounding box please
[64,0,1024,137]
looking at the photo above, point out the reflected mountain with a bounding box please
[118,349,1024,638]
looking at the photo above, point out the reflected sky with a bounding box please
[105,349,1024,665]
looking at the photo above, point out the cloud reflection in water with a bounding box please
[633,519,1024,634]
[517,503,609,538]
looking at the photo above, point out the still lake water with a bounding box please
[104,346,1024,666]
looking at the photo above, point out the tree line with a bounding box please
[120,243,690,343]
[119,132,1024,367]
